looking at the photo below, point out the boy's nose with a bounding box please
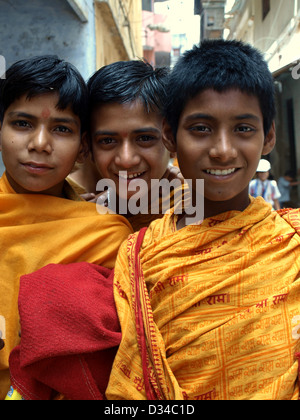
[209,132,238,161]
[115,142,141,168]
[28,127,52,154]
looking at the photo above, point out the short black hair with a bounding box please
[87,60,169,115]
[165,39,276,138]
[0,55,88,132]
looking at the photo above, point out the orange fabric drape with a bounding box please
[0,172,132,399]
[107,197,300,400]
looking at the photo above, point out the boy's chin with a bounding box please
[19,183,61,196]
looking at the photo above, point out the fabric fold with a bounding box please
[9,262,121,400]
[0,171,132,399]
[107,198,300,400]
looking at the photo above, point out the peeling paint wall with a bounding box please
[0,0,96,79]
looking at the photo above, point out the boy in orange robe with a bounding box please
[106,40,300,400]
[0,56,132,399]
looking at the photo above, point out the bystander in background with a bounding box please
[249,159,281,210]
[277,170,300,208]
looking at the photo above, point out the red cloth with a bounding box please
[9,262,121,400]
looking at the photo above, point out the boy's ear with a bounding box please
[262,121,276,155]
[162,118,177,154]
[76,132,89,164]
[0,122,2,151]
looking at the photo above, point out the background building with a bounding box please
[142,0,200,68]
[196,0,226,40]
[142,0,172,67]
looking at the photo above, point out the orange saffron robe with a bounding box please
[106,197,300,400]
[0,172,133,400]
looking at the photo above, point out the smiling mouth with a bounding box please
[117,171,146,180]
[204,168,239,176]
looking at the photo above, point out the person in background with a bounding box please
[249,159,281,210]
[277,170,300,209]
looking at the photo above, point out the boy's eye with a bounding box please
[54,126,72,133]
[137,135,157,143]
[236,126,255,133]
[97,138,116,146]
[189,125,210,133]
[13,120,31,128]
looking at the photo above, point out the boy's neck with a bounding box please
[69,158,100,195]
[203,193,251,220]
[176,190,251,230]
[5,171,66,198]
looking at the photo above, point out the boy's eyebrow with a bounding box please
[93,129,118,137]
[184,113,214,122]
[51,117,80,127]
[234,113,261,122]
[7,111,79,126]
[93,127,161,136]
[184,113,261,122]
[7,111,36,120]
[133,127,161,135]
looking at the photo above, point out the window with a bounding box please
[262,0,270,20]
[142,0,153,12]
[207,16,215,27]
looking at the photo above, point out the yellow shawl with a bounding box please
[0,173,133,400]
[107,197,300,400]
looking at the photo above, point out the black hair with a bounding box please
[284,170,296,178]
[0,55,88,132]
[87,60,169,116]
[164,39,276,138]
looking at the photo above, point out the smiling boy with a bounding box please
[106,40,300,400]
[70,60,183,231]
[0,55,132,399]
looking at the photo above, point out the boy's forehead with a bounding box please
[93,99,150,114]
[182,88,263,120]
[7,91,78,120]
[41,108,51,119]
[91,100,163,129]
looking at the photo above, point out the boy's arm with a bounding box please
[163,165,184,184]
[273,198,281,210]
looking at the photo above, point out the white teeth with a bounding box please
[118,172,143,179]
[206,168,236,176]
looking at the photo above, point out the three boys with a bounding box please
[4,39,300,400]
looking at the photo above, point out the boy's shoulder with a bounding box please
[0,173,14,194]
